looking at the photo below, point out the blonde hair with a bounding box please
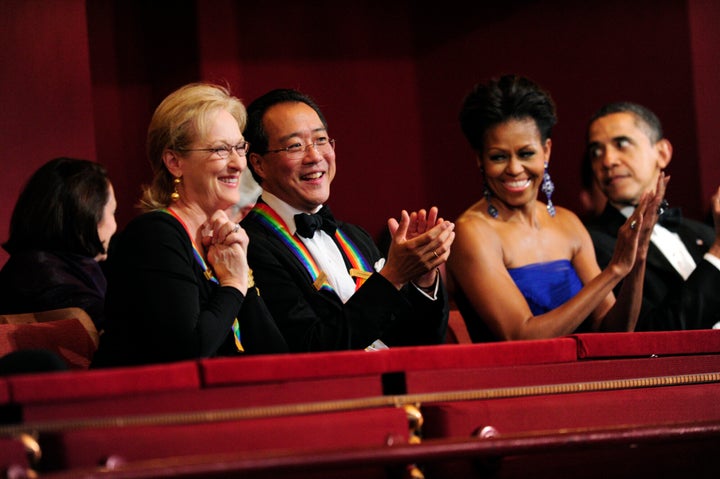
[139,82,247,211]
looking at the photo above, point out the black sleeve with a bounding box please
[640,260,720,330]
[100,213,244,364]
[243,219,448,352]
[590,225,720,331]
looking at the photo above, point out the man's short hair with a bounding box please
[589,101,663,144]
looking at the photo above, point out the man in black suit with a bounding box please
[241,89,455,352]
[584,102,720,330]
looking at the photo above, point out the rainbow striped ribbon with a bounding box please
[161,208,244,352]
[247,203,372,292]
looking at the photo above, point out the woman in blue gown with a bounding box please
[447,75,667,342]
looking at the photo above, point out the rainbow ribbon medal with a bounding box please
[161,208,244,352]
[248,203,372,292]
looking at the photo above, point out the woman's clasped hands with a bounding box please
[202,209,251,294]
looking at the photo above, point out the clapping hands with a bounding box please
[381,206,455,290]
[610,173,669,275]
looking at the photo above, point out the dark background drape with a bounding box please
[2,0,718,266]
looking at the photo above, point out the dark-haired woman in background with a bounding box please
[447,74,665,342]
[0,157,117,331]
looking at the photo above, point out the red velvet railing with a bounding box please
[2,330,720,478]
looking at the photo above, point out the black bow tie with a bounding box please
[657,206,683,230]
[294,206,337,238]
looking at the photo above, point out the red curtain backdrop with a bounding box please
[1,0,718,267]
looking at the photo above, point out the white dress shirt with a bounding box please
[260,191,439,303]
[619,206,697,279]
[262,191,357,303]
[616,206,720,328]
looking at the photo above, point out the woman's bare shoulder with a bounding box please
[453,203,504,255]
[552,205,587,231]
[456,202,495,229]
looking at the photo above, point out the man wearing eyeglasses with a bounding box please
[241,88,455,352]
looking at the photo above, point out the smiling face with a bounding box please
[168,108,246,214]
[587,112,670,207]
[249,101,336,212]
[481,118,551,211]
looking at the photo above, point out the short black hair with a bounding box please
[243,89,328,184]
[588,101,663,144]
[459,74,557,152]
[3,157,110,257]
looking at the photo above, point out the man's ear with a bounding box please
[163,149,182,178]
[657,138,672,169]
[249,152,265,181]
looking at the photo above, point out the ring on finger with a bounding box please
[232,223,241,233]
[630,220,637,230]
[432,250,439,259]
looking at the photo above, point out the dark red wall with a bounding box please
[1,0,719,266]
[689,0,720,210]
[418,0,704,224]
[0,0,97,265]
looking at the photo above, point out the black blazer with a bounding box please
[241,201,449,352]
[93,211,288,368]
[585,204,720,330]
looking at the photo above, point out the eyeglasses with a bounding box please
[177,141,250,159]
[265,138,336,158]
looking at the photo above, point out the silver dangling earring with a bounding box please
[541,162,556,217]
[483,178,499,218]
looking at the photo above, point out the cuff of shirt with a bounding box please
[704,252,720,271]
[412,269,439,300]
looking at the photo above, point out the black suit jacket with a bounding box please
[241,201,449,352]
[93,211,288,368]
[585,204,720,330]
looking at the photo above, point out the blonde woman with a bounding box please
[93,83,287,367]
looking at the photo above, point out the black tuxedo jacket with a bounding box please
[585,205,720,330]
[241,201,449,352]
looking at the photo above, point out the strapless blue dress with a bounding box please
[507,259,583,315]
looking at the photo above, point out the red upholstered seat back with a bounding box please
[0,437,29,471]
[38,408,410,471]
[572,329,720,358]
[0,308,99,370]
[200,349,390,385]
[421,382,720,438]
[7,361,201,421]
[386,339,577,372]
[405,354,720,393]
